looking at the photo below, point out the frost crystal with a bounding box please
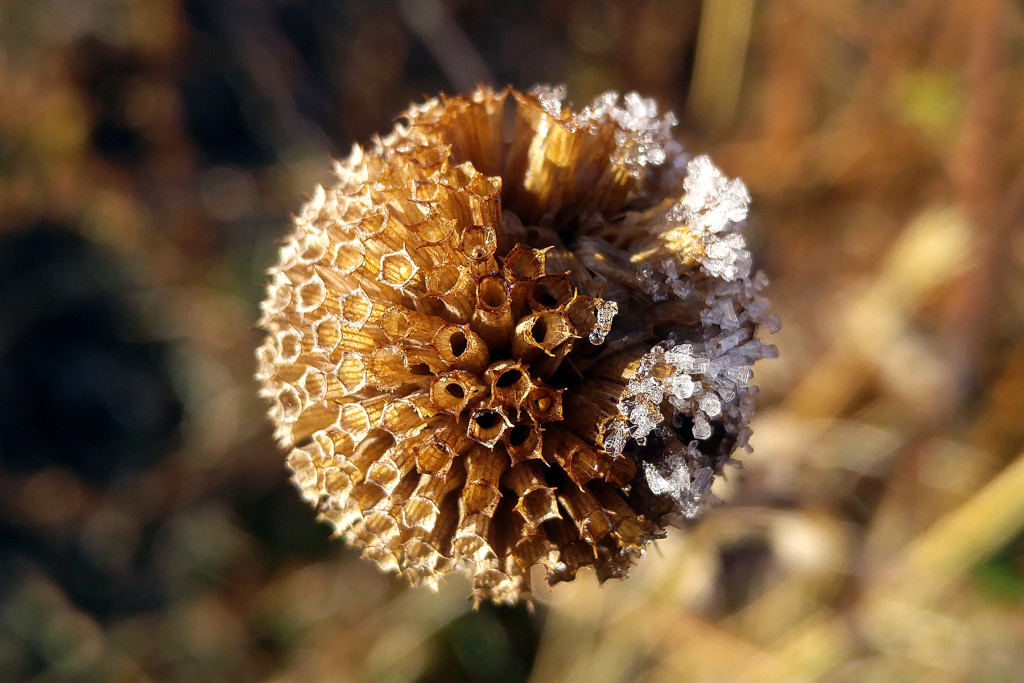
[699,394,722,419]
[640,443,711,518]
[670,155,753,281]
[589,300,619,345]
[644,460,689,498]
[628,403,662,441]
[531,83,568,117]
[573,90,677,179]
[692,414,712,440]
[666,373,695,404]
[603,421,629,457]
[681,156,750,230]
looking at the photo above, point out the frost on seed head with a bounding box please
[678,155,752,280]
[530,85,679,180]
[644,155,754,284]
[258,84,778,606]
[614,156,776,511]
[575,90,678,179]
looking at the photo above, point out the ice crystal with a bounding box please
[664,155,754,281]
[603,420,629,457]
[640,443,711,519]
[692,414,713,441]
[573,90,677,179]
[699,394,722,419]
[589,300,619,345]
[531,83,567,117]
[643,460,689,498]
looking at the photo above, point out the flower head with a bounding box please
[256,85,777,604]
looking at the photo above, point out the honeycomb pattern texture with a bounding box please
[256,85,777,604]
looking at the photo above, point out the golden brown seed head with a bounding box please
[257,85,777,604]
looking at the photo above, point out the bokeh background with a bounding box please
[2,0,1023,680]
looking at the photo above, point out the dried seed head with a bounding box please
[257,85,777,605]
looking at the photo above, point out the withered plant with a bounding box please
[257,85,776,604]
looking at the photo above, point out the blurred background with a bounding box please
[1,0,1023,680]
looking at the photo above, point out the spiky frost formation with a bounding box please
[256,85,777,604]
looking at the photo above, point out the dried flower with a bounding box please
[256,85,777,604]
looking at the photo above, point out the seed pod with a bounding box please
[257,85,777,605]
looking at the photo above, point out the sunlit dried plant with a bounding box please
[256,85,777,604]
